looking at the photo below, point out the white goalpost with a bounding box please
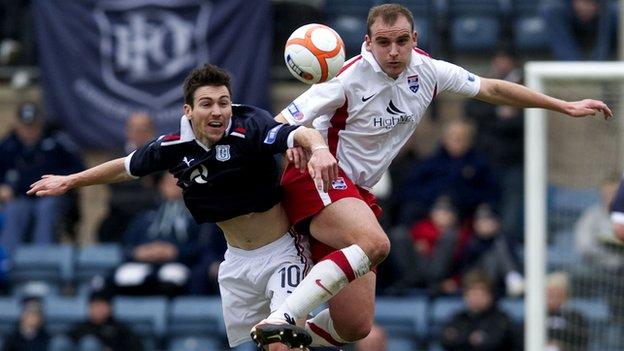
[525,62,624,351]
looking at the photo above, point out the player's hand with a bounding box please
[27,174,74,196]
[308,147,338,193]
[286,146,310,173]
[565,99,613,120]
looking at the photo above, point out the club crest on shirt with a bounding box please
[407,74,419,93]
[215,145,231,161]
[331,177,347,190]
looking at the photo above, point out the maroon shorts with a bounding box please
[281,164,383,262]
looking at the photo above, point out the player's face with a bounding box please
[365,15,417,79]
[184,85,232,146]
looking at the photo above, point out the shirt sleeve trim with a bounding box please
[286,127,300,148]
[124,151,139,179]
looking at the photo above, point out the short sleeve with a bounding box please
[281,78,346,126]
[125,136,172,177]
[433,58,481,97]
[246,109,301,154]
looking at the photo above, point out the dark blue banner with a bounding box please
[35,0,271,149]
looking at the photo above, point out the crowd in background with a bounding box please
[0,0,621,350]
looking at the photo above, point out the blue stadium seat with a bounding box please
[375,297,427,340]
[548,185,600,232]
[11,244,74,289]
[547,232,581,269]
[567,298,610,324]
[447,0,502,53]
[429,296,464,339]
[113,296,167,339]
[325,0,374,18]
[499,298,525,323]
[511,0,549,53]
[168,336,222,351]
[450,17,500,52]
[0,297,20,336]
[387,336,418,351]
[168,296,225,336]
[327,16,367,58]
[75,244,123,285]
[44,295,88,334]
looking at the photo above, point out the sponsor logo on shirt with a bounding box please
[190,164,208,184]
[331,177,348,190]
[264,124,284,144]
[215,145,231,161]
[287,102,304,121]
[468,73,476,82]
[361,93,376,102]
[372,100,415,130]
[407,74,419,93]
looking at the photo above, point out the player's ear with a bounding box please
[183,104,192,119]
[365,34,372,51]
[413,31,418,47]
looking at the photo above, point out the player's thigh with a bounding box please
[328,272,376,341]
[309,197,389,262]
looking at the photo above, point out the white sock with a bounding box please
[305,308,349,347]
[268,244,370,322]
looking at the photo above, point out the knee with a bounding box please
[336,317,373,342]
[362,234,390,266]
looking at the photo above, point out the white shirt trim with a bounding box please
[124,151,139,178]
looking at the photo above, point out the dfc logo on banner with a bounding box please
[94,0,211,107]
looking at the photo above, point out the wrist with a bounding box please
[311,145,329,153]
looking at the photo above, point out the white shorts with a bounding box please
[218,230,311,347]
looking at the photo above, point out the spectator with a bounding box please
[2,297,50,351]
[546,272,588,351]
[440,270,520,351]
[465,50,524,242]
[64,290,143,351]
[575,176,622,269]
[112,173,202,296]
[97,112,159,243]
[390,197,470,295]
[399,118,499,223]
[542,0,617,60]
[0,102,83,254]
[355,324,387,351]
[461,204,524,297]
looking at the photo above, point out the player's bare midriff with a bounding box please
[217,202,290,250]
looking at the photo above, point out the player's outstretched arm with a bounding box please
[476,78,613,119]
[27,157,133,197]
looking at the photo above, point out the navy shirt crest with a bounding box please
[126,104,300,223]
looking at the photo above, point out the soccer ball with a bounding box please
[284,24,345,84]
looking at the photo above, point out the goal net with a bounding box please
[525,62,624,351]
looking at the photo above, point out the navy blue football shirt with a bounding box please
[125,104,300,223]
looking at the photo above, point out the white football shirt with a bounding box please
[281,43,481,189]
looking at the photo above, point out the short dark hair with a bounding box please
[367,3,414,36]
[463,269,494,292]
[183,64,232,107]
